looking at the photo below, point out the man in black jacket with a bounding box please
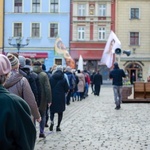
[109,62,126,110]
[93,70,103,96]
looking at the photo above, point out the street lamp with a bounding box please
[8,36,30,55]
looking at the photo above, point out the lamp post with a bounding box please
[8,36,30,55]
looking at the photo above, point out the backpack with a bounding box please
[26,72,41,107]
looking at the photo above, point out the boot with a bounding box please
[56,126,61,132]
[49,123,54,131]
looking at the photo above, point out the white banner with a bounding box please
[78,55,83,71]
[100,31,121,68]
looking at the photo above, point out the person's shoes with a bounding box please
[49,123,54,131]
[39,133,46,138]
[45,124,49,127]
[56,126,61,132]
[115,105,120,110]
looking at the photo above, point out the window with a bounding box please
[50,0,59,13]
[32,0,40,13]
[31,23,40,37]
[78,27,85,40]
[99,4,106,16]
[130,8,139,19]
[14,23,22,37]
[55,58,62,65]
[130,32,139,45]
[50,23,58,38]
[14,0,22,13]
[98,27,106,40]
[78,4,86,16]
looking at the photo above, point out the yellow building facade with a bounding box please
[116,0,150,82]
[0,0,4,53]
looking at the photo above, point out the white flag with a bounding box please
[78,55,83,71]
[100,31,121,68]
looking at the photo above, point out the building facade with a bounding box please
[0,0,4,53]
[116,0,150,82]
[4,0,70,70]
[70,0,115,79]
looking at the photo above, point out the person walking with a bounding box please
[4,53,41,122]
[75,70,85,100]
[0,54,36,150]
[33,61,52,138]
[109,62,126,110]
[49,66,69,132]
[93,70,103,96]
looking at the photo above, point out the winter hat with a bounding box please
[0,54,12,75]
[19,56,26,68]
[7,53,19,70]
[26,58,32,66]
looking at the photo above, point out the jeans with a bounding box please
[113,85,123,106]
[39,110,46,134]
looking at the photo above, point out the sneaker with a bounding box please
[56,126,61,132]
[49,123,54,131]
[39,133,46,138]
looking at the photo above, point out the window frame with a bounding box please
[130,8,140,19]
[98,27,106,40]
[78,26,85,40]
[50,0,59,13]
[54,58,62,65]
[130,32,139,46]
[78,4,86,16]
[32,0,41,13]
[31,22,40,38]
[49,23,59,38]
[13,22,22,37]
[14,0,22,13]
[98,4,106,16]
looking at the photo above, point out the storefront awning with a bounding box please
[70,50,103,60]
[20,52,48,58]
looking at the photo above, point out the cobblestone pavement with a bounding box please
[34,85,150,150]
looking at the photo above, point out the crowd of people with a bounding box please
[0,53,105,149]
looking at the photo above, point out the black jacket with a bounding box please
[50,70,69,113]
[109,67,126,86]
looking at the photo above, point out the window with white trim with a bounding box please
[130,8,139,19]
[50,23,58,38]
[99,4,106,16]
[78,27,85,40]
[31,23,40,37]
[98,27,106,40]
[78,4,86,16]
[55,58,62,65]
[14,0,22,13]
[50,0,59,13]
[14,23,22,37]
[32,0,40,13]
[130,32,139,45]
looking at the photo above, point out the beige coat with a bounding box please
[76,72,85,92]
[4,70,40,119]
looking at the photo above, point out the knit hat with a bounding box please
[0,54,12,75]
[7,53,19,70]
[18,55,26,68]
[114,62,118,67]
